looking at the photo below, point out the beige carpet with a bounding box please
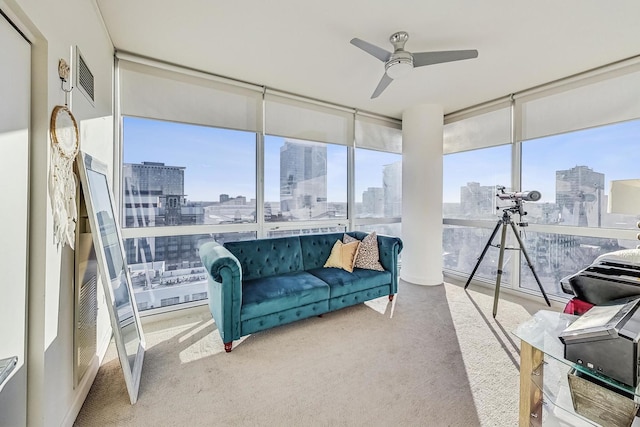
[74,280,551,426]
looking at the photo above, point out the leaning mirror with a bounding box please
[76,152,145,404]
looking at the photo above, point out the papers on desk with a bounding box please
[560,298,640,343]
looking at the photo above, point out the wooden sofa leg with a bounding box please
[224,342,233,353]
[389,294,394,301]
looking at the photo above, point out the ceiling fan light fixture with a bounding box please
[385,58,413,79]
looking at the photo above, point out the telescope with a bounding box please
[496,186,542,202]
[465,185,551,317]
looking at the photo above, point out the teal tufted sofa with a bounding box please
[199,231,403,352]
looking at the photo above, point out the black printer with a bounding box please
[559,298,640,388]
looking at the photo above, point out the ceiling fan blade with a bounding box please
[412,49,478,67]
[350,38,392,62]
[371,73,393,99]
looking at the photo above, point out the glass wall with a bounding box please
[264,135,347,222]
[517,120,640,296]
[443,145,511,221]
[443,59,640,301]
[443,225,514,285]
[122,117,257,228]
[521,120,640,229]
[354,149,402,219]
[124,232,255,311]
[117,56,402,314]
[518,231,638,295]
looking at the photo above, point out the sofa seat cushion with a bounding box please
[241,271,330,320]
[307,267,392,298]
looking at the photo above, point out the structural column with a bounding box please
[401,104,444,286]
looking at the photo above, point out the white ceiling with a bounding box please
[95,0,640,119]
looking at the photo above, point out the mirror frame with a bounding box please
[76,151,145,404]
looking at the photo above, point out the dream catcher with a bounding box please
[49,104,79,248]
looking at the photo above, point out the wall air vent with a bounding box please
[76,47,95,105]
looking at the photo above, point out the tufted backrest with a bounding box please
[299,233,345,270]
[224,237,303,281]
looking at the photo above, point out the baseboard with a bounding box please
[60,355,98,427]
[444,271,566,310]
[61,329,112,427]
[400,272,443,286]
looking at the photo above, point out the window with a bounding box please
[122,117,257,228]
[443,145,512,221]
[267,226,346,238]
[521,120,640,229]
[443,225,513,285]
[191,292,207,301]
[443,60,640,302]
[355,223,402,240]
[355,149,402,219]
[161,297,180,307]
[264,136,347,222]
[519,232,638,295]
[124,232,255,312]
[117,57,402,316]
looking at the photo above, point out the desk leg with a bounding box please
[519,340,544,426]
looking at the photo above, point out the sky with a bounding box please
[443,119,640,203]
[124,116,638,205]
[123,117,401,203]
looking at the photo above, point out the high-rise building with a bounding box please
[556,165,605,227]
[363,187,384,217]
[123,161,203,268]
[122,161,186,227]
[279,140,327,219]
[383,161,402,217]
[460,182,496,217]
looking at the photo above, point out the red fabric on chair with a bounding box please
[563,297,595,315]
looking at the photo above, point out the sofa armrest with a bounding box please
[199,241,243,343]
[376,234,403,294]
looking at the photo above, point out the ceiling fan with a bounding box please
[350,31,478,99]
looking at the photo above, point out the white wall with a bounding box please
[0,0,114,425]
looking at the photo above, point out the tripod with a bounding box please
[464,205,551,317]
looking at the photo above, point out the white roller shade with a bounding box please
[443,102,511,154]
[118,57,262,132]
[355,114,402,154]
[518,62,640,141]
[265,92,353,145]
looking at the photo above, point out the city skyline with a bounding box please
[444,119,640,203]
[123,115,639,213]
[123,117,400,203]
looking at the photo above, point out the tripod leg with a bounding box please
[464,220,502,290]
[493,223,508,318]
[509,221,551,307]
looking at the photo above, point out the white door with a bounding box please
[0,10,30,427]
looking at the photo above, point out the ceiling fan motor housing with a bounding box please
[385,50,413,79]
